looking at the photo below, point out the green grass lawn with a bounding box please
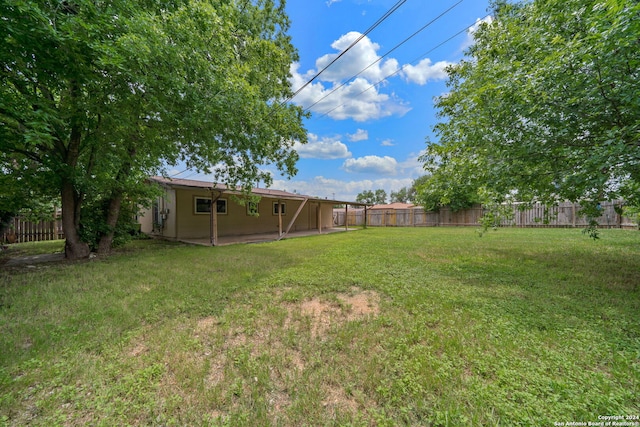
[1,228,639,426]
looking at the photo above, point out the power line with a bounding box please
[284,0,407,104]
[315,15,491,120]
[303,0,464,113]
[170,168,189,177]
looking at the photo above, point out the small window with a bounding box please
[216,199,227,214]
[194,197,211,214]
[195,197,227,215]
[273,202,286,215]
[246,201,259,216]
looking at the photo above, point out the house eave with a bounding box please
[148,176,368,206]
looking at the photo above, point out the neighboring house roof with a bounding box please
[149,176,368,206]
[369,203,416,210]
[333,206,365,211]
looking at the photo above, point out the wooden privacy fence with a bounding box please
[2,217,65,243]
[507,201,634,228]
[334,201,638,229]
[336,205,485,227]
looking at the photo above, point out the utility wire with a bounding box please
[315,14,491,120]
[303,0,464,113]
[170,168,189,177]
[284,0,407,104]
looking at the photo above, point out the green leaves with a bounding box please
[424,0,640,214]
[1,0,306,255]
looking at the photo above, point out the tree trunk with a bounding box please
[59,108,91,260]
[96,193,122,255]
[96,144,136,255]
[61,179,90,260]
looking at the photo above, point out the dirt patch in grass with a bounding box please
[196,316,219,332]
[287,288,380,339]
[128,343,147,357]
[323,384,360,414]
[185,287,381,420]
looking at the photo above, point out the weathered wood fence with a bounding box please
[1,217,65,243]
[335,201,638,229]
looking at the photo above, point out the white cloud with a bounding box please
[326,0,341,6]
[342,155,398,175]
[402,58,451,85]
[315,32,399,84]
[348,128,368,142]
[288,70,410,122]
[294,133,351,159]
[271,176,414,201]
[399,150,428,178]
[462,16,494,50]
[329,79,410,122]
[288,31,410,122]
[380,139,394,146]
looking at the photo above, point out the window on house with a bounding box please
[216,199,227,214]
[273,202,286,215]
[194,197,227,215]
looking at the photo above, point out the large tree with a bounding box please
[1,0,307,258]
[421,0,640,215]
[356,189,387,205]
[391,175,434,205]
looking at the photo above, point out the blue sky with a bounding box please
[172,0,492,202]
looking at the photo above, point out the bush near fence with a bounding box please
[1,217,65,244]
[334,201,638,229]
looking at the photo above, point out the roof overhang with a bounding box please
[148,176,370,207]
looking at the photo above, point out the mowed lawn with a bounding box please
[1,228,638,426]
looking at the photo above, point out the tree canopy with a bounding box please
[421,0,640,215]
[1,0,306,258]
[414,173,479,212]
[389,176,428,204]
[355,189,387,205]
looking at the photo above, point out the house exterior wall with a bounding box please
[161,188,178,238]
[173,187,212,239]
[163,188,332,239]
[139,185,339,240]
[137,188,177,237]
[318,202,334,230]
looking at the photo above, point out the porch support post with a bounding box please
[364,205,368,229]
[210,189,220,246]
[278,198,308,241]
[345,205,348,231]
[318,203,322,233]
[278,199,283,238]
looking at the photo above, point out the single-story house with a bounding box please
[138,176,368,245]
